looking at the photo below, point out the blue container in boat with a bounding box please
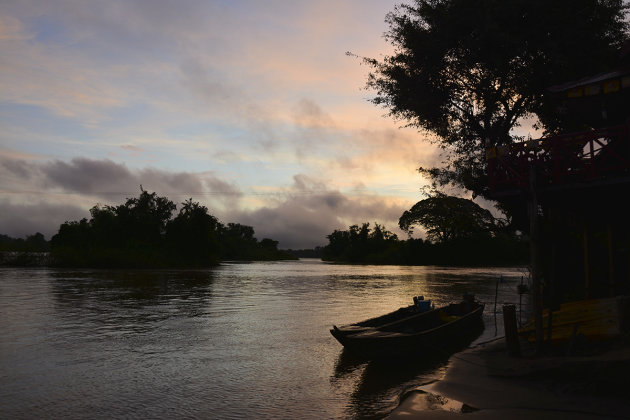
[416,300,431,312]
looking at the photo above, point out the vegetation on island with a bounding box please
[322,194,528,266]
[49,190,296,268]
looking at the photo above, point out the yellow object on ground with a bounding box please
[518,297,621,343]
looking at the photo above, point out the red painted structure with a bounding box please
[485,44,630,301]
[487,122,630,193]
[487,42,630,195]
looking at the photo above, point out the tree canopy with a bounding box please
[322,219,527,266]
[399,193,498,242]
[365,0,628,200]
[0,232,49,252]
[324,222,399,262]
[50,190,295,268]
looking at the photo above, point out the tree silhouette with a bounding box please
[322,219,525,266]
[166,198,220,266]
[399,193,497,243]
[50,190,294,267]
[363,0,628,200]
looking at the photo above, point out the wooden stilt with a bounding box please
[584,223,590,299]
[608,224,614,297]
[529,165,544,355]
[547,208,555,348]
[503,304,521,357]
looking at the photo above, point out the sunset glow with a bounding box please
[0,0,441,248]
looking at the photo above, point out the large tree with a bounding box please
[365,0,628,201]
[399,193,498,242]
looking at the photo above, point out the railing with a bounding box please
[487,122,630,192]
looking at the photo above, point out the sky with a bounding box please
[1,0,466,249]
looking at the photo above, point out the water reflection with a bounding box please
[348,357,449,420]
[332,315,485,419]
[51,270,214,304]
[49,270,215,336]
[1,262,527,419]
[332,348,368,379]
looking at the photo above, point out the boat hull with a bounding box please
[332,303,485,358]
[330,305,435,339]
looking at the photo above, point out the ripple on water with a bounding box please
[0,264,527,419]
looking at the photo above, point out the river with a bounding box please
[0,259,529,419]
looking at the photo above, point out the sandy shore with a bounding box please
[387,337,630,419]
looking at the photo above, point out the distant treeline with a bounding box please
[49,190,296,268]
[0,233,49,252]
[284,247,324,259]
[322,223,528,266]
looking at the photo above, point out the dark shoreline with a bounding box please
[387,336,630,419]
[0,251,299,269]
[2,251,528,269]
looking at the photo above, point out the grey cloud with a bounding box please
[203,177,243,213]
[0,158,37,180]
[1,156,410,249]
[292,99,333,128]
[0,199,88,239]
[1,156,243,229]
[322,192,345,209]
[229,174,407,249]
[42,158,134,194]
[292,174,326,192]
[291,98,339,161]
[179,59,237,105]
[34,158,241,206]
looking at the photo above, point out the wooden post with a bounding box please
[618,296,629,334]
[584,223,590,299]
[547,207,555,348]
[503,304,521,357]
[494,277,499,314]
[529,164,544,355]
[608,224,614,297]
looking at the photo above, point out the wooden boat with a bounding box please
[330,298,484,358]
[330,296,434,338]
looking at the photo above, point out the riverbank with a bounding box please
[387,336,630,419]
[0,250,299,268]
[0,251,50,267]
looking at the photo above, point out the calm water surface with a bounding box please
[0,260,529,419]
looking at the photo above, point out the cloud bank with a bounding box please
[1,157,413,248]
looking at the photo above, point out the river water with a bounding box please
[0,260,529,419]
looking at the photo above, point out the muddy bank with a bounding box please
[387,337,630,419]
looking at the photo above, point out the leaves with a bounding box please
[399,193,497,242]
[364,0,628,199]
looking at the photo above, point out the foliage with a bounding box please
[364,0,628,200]
[50,190,296,268]
[0,233,50,267]
[283,247,324,259]
[398,193,498,242]
[322,222,527,266]
[0,232,49,252]
[323,223,399,263]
